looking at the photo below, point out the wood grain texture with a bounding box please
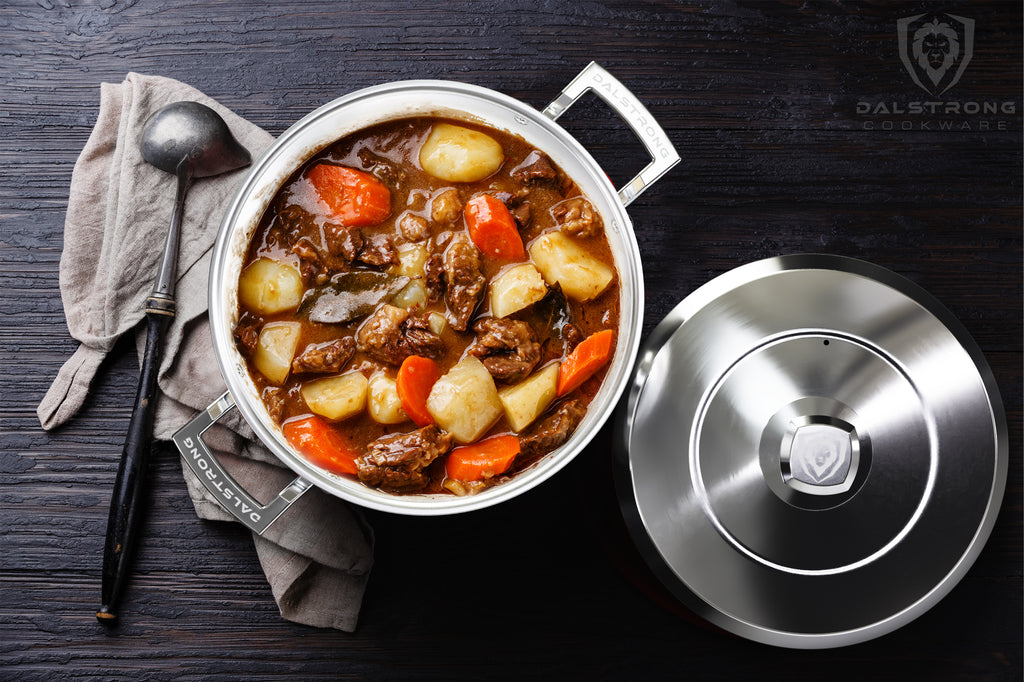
[1,0,1020,679]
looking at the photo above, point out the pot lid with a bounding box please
[615,254,1008,648]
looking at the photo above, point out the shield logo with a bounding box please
[897,13,975,95]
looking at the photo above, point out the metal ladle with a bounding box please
[96,101,251,623]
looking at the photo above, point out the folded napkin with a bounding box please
[38,72,374,631]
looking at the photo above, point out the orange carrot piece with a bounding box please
[307,163,391,227]
[464,194,525,260]
[283,415,359,475]
[396,355,442,427]
[445,435,521,482]
[557,329,615,397]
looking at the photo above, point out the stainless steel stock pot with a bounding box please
[173,63,679,524]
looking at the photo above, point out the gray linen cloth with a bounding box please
[37,72,374,631]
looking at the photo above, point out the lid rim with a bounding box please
[614,254,1008,648]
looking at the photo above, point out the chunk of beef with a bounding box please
[263,225,292,253]
[261,386,286,424]
[356,425,454,491]
[468,317,541,384]
[398,212,430,242]
[357,233,398,267]
[293,234,358,285]
[489,191,532,230]
[430,188,463,226]
[443,235,486,331]
[262,202,318,253]
[553,197,603,238]
[402,313,446,357]
[510,201,532,230]
[356,304,445,366]
[233,311,263,356]
[292,237,329,286]
[519,399,586,458]
[423,251,445,303]
[292,237,319,263]
[357,304,408,363]
[512,151,558,185]
[271,204,316,248]
[357,147,405,189]
[561,323,584,353]
[324,222,363,261]
[291,337,356,374]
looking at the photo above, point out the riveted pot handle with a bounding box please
[172,391,312,535]
[543,61,680,207]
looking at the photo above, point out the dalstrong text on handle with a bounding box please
[544,62,679,207]
[180,436,264,525]
[173,392,311,535]
[584,69,675,161]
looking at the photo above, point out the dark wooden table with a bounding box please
[2,1,1020,679]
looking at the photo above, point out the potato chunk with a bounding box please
[392,279,428,310]
[367,374,409,425]
[301,372,368,421]
[238,258,304,314]
[426,355,503,443]
[419,123,504,183]
[427,311,447,336]
[489,263,548,318]
[498,362,560,432]
[529,232,614,301]
[391,242,429,279]
[252,322,301,384]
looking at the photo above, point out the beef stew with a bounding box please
[234,116,619,495]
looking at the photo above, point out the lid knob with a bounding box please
[781,417,860,495]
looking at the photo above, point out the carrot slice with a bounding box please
[464,194,525,260]
[283,415,359,475]
[396,355,442,427]
[557,329,615,397]
[307,164,391,227]
[445,434,521,482]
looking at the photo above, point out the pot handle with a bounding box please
[543,61,679,207]
[172,391,312,535]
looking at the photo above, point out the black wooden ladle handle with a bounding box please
[96,297,174,623]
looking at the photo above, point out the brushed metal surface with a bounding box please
[615,254,1008,648]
